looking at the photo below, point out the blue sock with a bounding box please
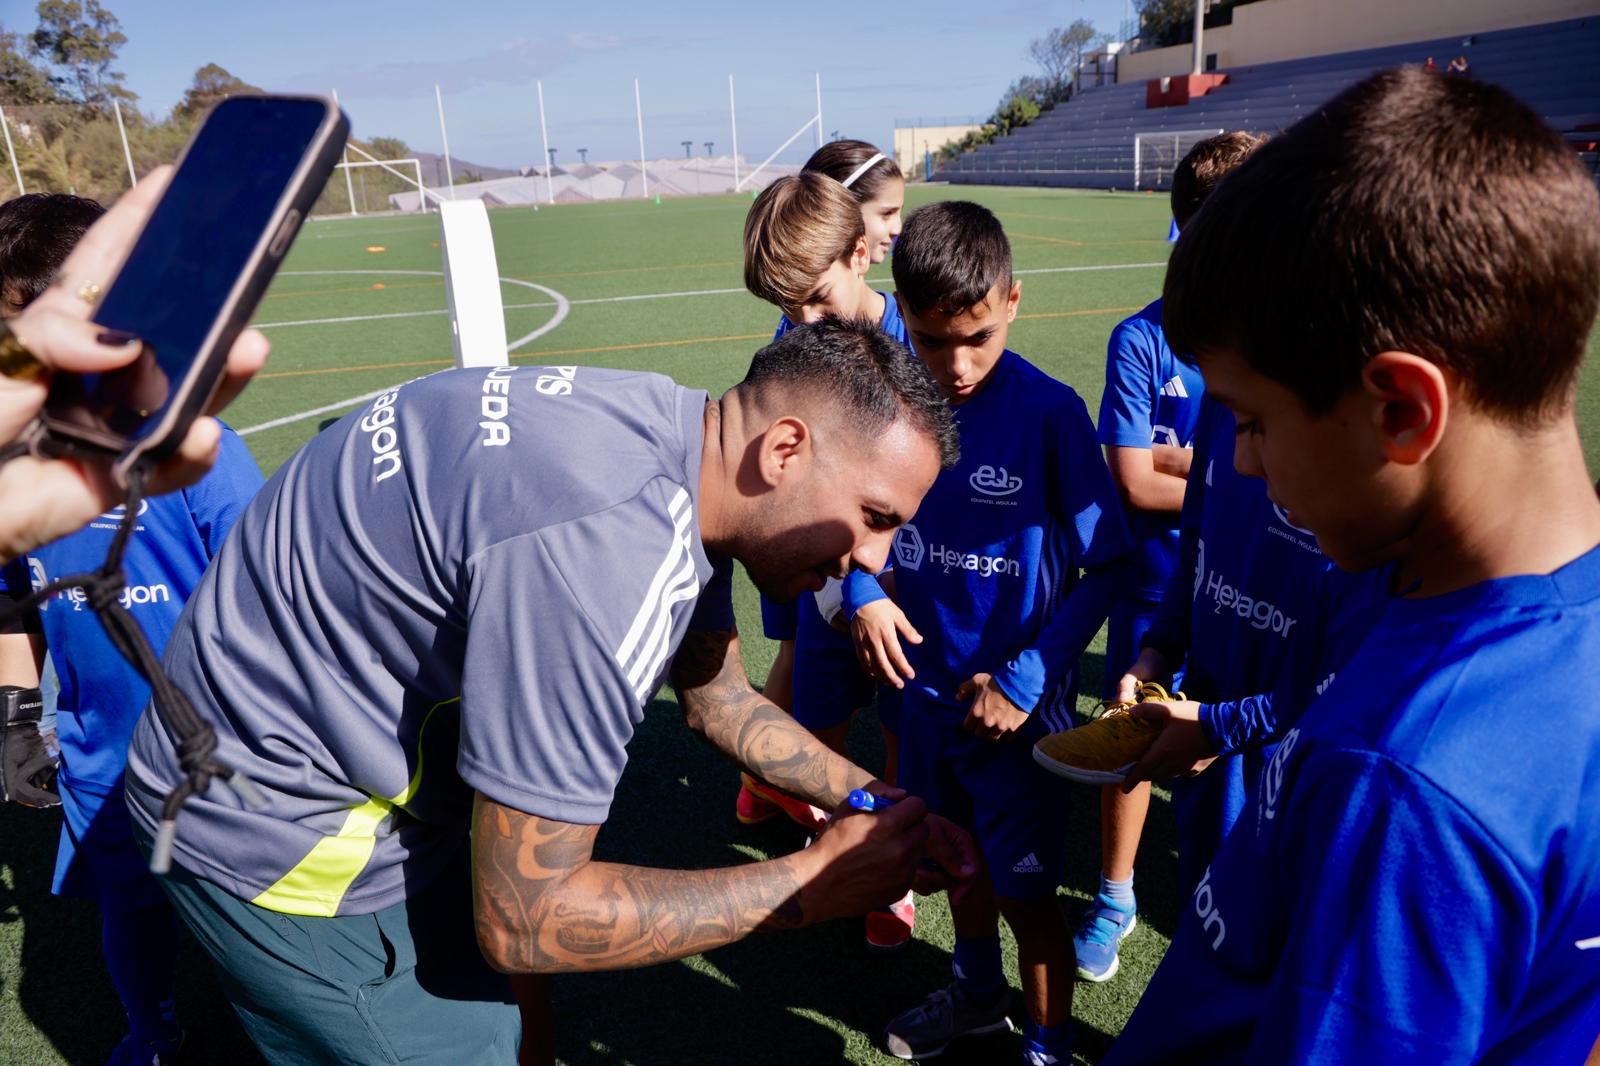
[1023,1019,1073,1065]
[102,900,182,1043]
[1099,871,1135,911]
[952,935,1004,1004]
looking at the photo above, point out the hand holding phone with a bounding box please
[26,94,348,483]
[0,167,268,563]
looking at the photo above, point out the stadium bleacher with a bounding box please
[941,16,1600,189]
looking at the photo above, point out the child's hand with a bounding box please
[1120,699,1215,790]
[957,673,1029,740]
[1115,647,1173,703]
[851,599,920,688]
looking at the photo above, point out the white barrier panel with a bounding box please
[438,199,509,368]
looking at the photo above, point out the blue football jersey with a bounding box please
[1109,543,1600,1065]
[774,290,908,347]
[1143,396,1333,706]
[1097,299,1205,597]
[1138,396,1340,886]
[2,428,261,790]
[874,351,1130,731]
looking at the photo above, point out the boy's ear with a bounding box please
[1005,279,1021,322]
[756,416,812,487]
[850,235,870,277]
[1362,351,1449,466]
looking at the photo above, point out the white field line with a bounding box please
[239,269,569,437]
[241,259,1166,437]
[257,261,1166,333]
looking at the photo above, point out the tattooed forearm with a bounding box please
[472,795,808,974]
[671,627,872,808]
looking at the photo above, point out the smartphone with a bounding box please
[29,94,349,481]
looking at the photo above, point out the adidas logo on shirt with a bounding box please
[1012,852,1043,874]
[1160,375,1189,398]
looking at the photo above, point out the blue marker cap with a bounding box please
[847,789,895,812]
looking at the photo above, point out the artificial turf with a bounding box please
[2,182,1597,1064]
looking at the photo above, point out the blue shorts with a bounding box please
[759,593,799,641]
[54,768,168,913]
[791,593,900,735]
[897,694,1071,899]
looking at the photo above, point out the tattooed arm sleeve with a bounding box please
[670,627,876,809]
[471,793,808,973]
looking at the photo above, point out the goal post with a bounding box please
[1132,128,1224,191]
[339,144,436,213]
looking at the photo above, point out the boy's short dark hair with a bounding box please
[1170,131,1266,229]
[1163,67,1600,423]
[0,193,105,313]
[891,201,1012,316]
[803,139,903,204]
[740,316,959,469]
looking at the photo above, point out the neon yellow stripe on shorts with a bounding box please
[251,697,458,917]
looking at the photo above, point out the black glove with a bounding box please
[1,685,58,807]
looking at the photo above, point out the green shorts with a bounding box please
[147,836,521,1065]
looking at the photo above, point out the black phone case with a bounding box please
[29,95,351,483]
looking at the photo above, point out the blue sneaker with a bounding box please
[1073,894,1137,982]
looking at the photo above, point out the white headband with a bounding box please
[840,152,886,189]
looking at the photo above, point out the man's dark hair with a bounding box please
[1163,67,1600,423]
[891,201,1013,316]
[0,194,105,311]
[739,316,959,468]
[1170,131,1266,229]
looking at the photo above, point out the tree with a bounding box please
[172,62,262,122]
[28,0,134,115]
[366,136,411,160]
[993,95,1041,134]
[0,22,61,105]
[1025,19,1100,101]
[1138,0,1198,48]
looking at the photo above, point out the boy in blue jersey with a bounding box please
[1077,131,1261,983]
[845,202,1132,1064]
[0,193,266,1066]
[742,169,917,946]
[1105,67,1600,1063]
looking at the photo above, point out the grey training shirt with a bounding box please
[126,365,733,916]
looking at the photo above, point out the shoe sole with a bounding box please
[1075,913,1138,983]
[884,1018,1014,1060]
[1031,744,1133,784]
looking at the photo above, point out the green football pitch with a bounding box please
[3,184,1598,1065]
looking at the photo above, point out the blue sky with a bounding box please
[9,0,1135,168]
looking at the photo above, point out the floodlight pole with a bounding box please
[435,83,456,198]
[112,98,137,189]
[812,71,825,148]
[729,75,741,191]
[331,89,357,215]
[536,80,555,205]
[578,148,587,163]
[681,140,692,158]
[1192,0,1205,75]
[634,78,649,199]
[704,141,713,156]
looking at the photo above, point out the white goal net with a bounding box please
[1133,128,1224,191]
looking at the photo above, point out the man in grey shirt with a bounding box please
[125,318,973,1063]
